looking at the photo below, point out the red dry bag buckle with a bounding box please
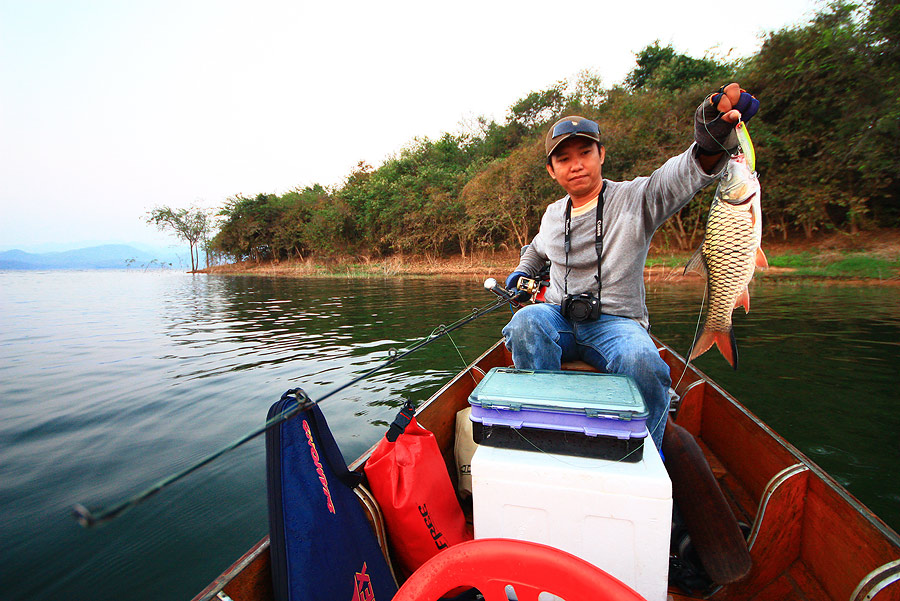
[386,401,415,442]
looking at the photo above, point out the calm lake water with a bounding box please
[1,270,898,601]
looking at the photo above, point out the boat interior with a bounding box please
[195,340,900,601]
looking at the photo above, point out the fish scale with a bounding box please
[703,201,757,332]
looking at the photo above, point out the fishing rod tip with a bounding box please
[483,278,496,290]
[72,504,97,528]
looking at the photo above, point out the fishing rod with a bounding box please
[73,281,523,528]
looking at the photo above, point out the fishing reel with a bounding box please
[483,275,546,306]
[515,276,542,297]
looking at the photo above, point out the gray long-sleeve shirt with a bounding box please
[514,144,724,328]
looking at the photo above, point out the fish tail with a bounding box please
[689,328,739,370]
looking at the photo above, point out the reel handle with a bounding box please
[483,278,530,304]
[483,278,514,300]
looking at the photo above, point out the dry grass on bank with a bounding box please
[203,250,523,279]
[202,230,900,283]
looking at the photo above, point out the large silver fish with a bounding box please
[685,123,767,369]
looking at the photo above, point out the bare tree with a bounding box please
[145,206,210,272]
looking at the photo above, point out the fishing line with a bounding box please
[73,292,517,528]
[503,422,646,467]
[442,329,479,385]
[672,90,739,391]
[674,286,707,393]
[702,90,739,157]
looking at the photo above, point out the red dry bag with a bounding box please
[364,403,472,577]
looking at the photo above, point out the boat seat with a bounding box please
[672,380,707,435]
[850,559,900,601]
[713,463,809,600]
[560,360,599,372]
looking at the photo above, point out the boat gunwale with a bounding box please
[850,559,900,601]
[347,339,505,472]
[192,537,270,601]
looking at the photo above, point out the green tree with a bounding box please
[201,2,900,261]
[211,193,285,261]
[627,42,730,92]
[508,82,568,129]
[460,138,558,250]
[568,69,606,110]
[302,197,353,256]
[338,134,475,256]
[145,206,210,271]
[739,0,899,236]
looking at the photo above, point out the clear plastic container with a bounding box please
[468,368,649,440]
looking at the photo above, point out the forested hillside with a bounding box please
[210,1,899,264]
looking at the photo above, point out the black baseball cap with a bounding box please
[545,116,601,160]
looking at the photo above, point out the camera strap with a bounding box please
[563,181,606,302]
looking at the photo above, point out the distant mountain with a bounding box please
[0,244,185,270]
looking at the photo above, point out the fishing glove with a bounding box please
[505,271,528,290]
[694,86,759,154]
[505,271,530,301]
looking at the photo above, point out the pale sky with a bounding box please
[1,0,822,252]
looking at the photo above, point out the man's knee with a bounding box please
[504,306,553,341]
[613,346,671,385]
[502,306,566,370]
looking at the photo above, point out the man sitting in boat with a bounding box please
[502,83,759,451]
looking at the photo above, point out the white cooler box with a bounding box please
[471,440,672,601]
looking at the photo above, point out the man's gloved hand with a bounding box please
[694,82,759,154]
[505,271,530,300]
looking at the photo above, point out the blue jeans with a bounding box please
[501,303,671,450]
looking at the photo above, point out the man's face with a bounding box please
[546,137,605,201]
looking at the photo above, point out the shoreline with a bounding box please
[201,230,900,284]
[200,255,900,286]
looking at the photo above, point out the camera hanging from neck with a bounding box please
[563,181,606,315]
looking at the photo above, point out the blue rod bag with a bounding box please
[266,389,398,601]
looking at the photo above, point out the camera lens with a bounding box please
[570,299,591,321]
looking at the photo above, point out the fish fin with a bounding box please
[724,328,739,370]
[688,330,716,361]
[684,246,708,278]
[756,247,769,269]
[690,328,739,370]
[734,288,750,313]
